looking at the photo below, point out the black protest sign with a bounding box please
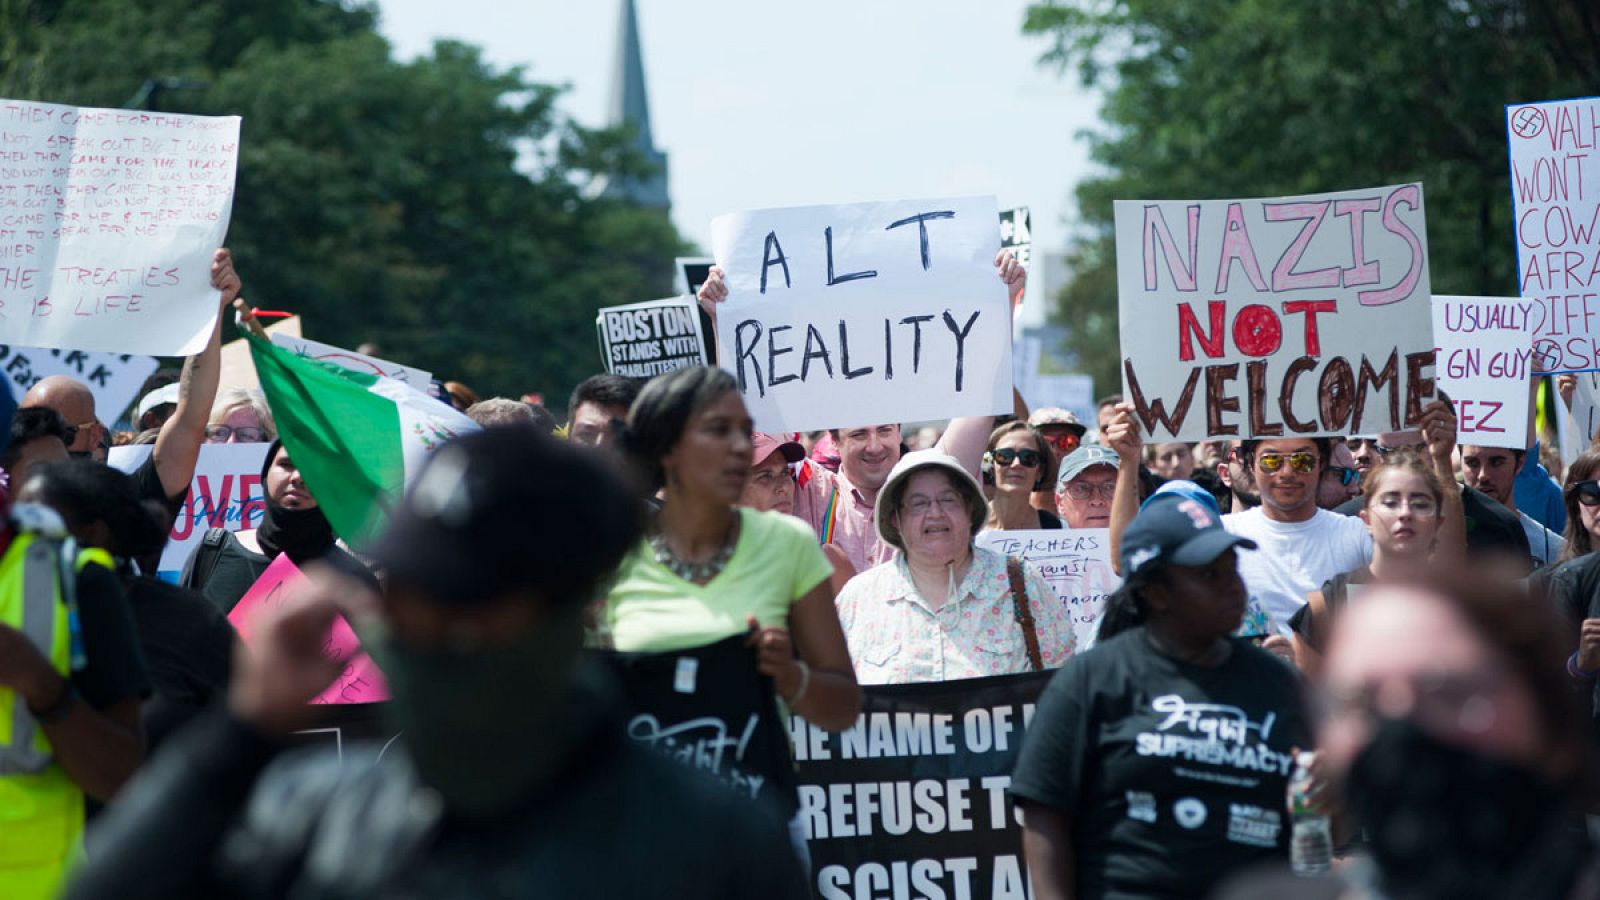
[792,671,1051,900]
[595,296,709,378]
[600,634,799,818]
[676,257,714,298]
[998,207,1031,269]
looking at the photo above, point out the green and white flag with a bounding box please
[247,332,478,548]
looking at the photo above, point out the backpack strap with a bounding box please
[1006,557,1044,672]
[185,528,233,590]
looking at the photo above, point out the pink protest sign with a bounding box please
[227,553,388,705]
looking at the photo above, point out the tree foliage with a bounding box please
[0,0,686,405]
[1024,0,1600,393]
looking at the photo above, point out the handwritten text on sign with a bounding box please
[1115,184,1434,441]
[0,98,238,356]
[108,442,268,576]
[1430,296,1533,448]
[271,333,432,389]
[792,672,1049,900]
[227,553,388,705]
[977,529,1119,651]
[711,196,1012,433]
[595,296,707,378]
[1507,97,1600,373]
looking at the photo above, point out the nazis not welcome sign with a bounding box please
[1115,184,1435,441]
[711,196,1012,433]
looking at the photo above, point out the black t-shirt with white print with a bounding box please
[1009,627,1310,900]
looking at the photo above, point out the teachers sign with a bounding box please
[711,196,1012,433]
[1116,184,1434,441]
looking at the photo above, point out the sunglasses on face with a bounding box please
[1040,432,1080,454]
[1328,466,1359,486]
[988,448,1042,468]
[1258,451,1317,474]
[1571,480,1600,508]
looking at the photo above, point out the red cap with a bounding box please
[751,432,804,467]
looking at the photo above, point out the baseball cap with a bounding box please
[1028,407,1087,436]
[1141,479,1222,519]
[874,448,985,552]
[751,432,804,467]
[1119,493,1256,578]
[1056,444,1120,490]
[371,427,641,607]
[134,383,180,421]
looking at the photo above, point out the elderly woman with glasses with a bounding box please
[834,449,1075,684]
[982,422,1062,531]
[205,387,275,444]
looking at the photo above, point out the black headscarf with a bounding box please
[255,440,337,564]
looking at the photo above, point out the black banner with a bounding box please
[601,634,799,819]
[791,671,1051,900]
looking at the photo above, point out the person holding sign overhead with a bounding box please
[834,448,1075,684]
[698,251,1027,573]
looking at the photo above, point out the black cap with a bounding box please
[371,426,641,606]
[1119,493,1256,578]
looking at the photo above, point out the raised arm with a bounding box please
[1103,403,1143,574]
[934,250,1028,475]
[153,249,240,498]
[1421,397,1466,562]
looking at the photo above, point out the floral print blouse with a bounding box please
[835,547,1077,685]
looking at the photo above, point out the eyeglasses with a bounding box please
[1570,480,1600,508]
[988,448,1042,468]
[206,424,267,443]
[1328,466,1359,487]
[901,492,965,516]
[1371,494,1439,516]
[1040,432,1081,454]
[1063,481,1117,501]
[1258,451,1317,474]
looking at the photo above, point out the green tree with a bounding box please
[0,0,686,405]
[1024,0,1600,393]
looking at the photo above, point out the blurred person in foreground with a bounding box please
[1223,577,1599,899]
[67,427,808,899]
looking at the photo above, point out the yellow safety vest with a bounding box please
[0,533,112,900]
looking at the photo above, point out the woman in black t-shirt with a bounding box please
[1010,493,1312,900]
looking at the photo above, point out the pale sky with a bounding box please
[376,0,1101,324]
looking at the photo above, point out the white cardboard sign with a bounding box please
[1431,296,1533,449]
[975,528,1119,651]
[1115,183,1434,441]
[1506,97,1600,374]
[711,195,1012,432]
[0,98,239,355]
[109,442,269,576]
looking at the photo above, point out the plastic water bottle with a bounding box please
[1289,751,1333,876]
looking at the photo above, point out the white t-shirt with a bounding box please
[1223,507,1374,633]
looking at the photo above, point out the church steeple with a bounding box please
[602,0,669,210]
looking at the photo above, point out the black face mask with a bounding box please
[257,440,336,563]
[1347,717,1589,900]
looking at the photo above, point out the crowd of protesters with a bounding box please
[0,243,1589,900]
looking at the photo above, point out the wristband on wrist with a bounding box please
[1569,652,1596,681]
[29,679,77,724]
[785,660,811,705]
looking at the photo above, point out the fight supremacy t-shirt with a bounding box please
[1009,629,1310,900]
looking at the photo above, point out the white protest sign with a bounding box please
[270,333,431,389]
[1115,183,1434,441]
[976,529,1119,650]
[1430,296,1533,449]
[0,98,239,355]
[0,345,157,421]
[1507,97,1600,374]
[595,296,707,377]
[711,195,1012,433]
[109,442,269,575]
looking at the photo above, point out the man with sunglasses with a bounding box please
[1223,437,1376,633]
[1028,407,1087,516]
[1317,440,1362,509]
